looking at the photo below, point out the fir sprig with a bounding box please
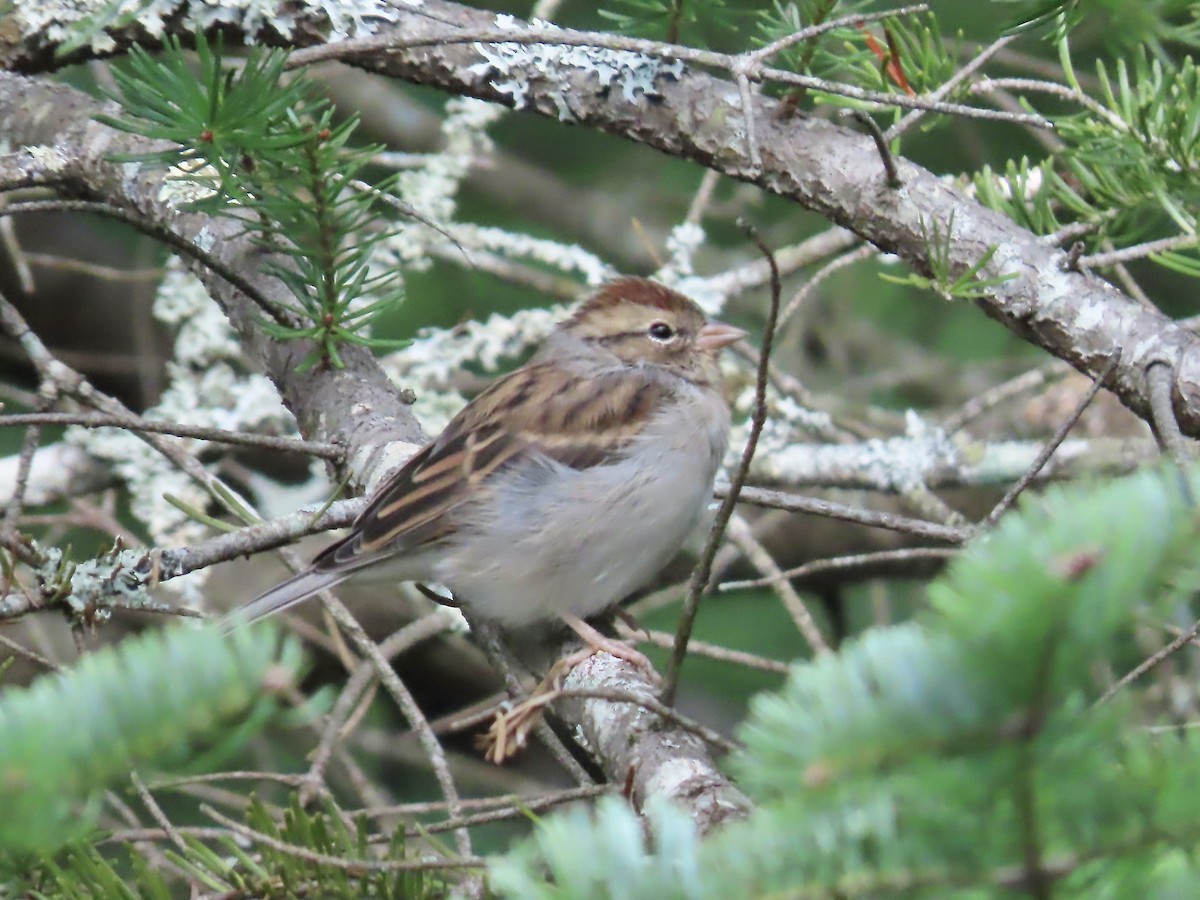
[99,34,407,370]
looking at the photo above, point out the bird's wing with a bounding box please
[312,363,669,571]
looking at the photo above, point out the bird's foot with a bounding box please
[480,614,661,763]
[559,612,659,680]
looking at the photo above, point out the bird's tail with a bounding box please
[220,567,349,633]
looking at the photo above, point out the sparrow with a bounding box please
[222,277,744,668]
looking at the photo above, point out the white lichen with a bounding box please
[745,409,962,491]
[445,225,615,285]
[14,0,397,53]
[25,144,71,173]
[391,98,506,269]
[157,160,220,207]
[471,16,685,121]
[0,444,101,507]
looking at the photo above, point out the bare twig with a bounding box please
[405,784,612,836]
[718,546,957,592]
[981,352,1121,528]
[312,588,474,857]
[1078,234,1199,270]
[22,251,164,282]
[0,630,59,670]
[286,24,1051,128]
[778,243,873,330]
[732,485,970,543]
[1,199,289,326]
[1096,618,1200,706]
[130,772,189,854]
[637,629,789,673]
[941,363,1069,434]
[300,613,452,804]
[1146,361,1194,471]
[844,110,900,188]
[663,222,782,705]
[200,804,485,872]
[0,412,342,460]
[886,33,1018,140]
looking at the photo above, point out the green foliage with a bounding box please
[972,157,1102,238]
[974,47,1200,276]
[163,796,443,898]
[492,467,1200,897]
[996,0,1200,53]
[0,624,302,856]
[755,4,956,104]
[97,34,311,200]
[878,213,1017,300]
[99,34,407,371]
[1062,49,1200,233]
[993,0,1082,36]
[599,0,742,45]
[491,796,702,899]
[18,796,444,899]
[22,844,173,899]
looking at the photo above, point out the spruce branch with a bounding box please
[0,625,302,856]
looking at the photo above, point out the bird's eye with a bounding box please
[648,321,675,341]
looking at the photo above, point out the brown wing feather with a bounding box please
[313,364,669,573]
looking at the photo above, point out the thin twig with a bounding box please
[663,222,781,706]
[0,630,59,670]
[637,629,789,673]
[731,485,970,543]
[314,589,473,858]
[0,412,342,459]
[718,546,957,592]
[941,362,1069,434]
[1096,618,1200,706]
[300,613,451,804]
[1078,234,1199,269]
[970,75,1125,130]
[22,251,164,282]
[844,110,900,187]
[200,804,485,872]
[286,25,1051,129]
[0,206,33,293]
[0,386,51,543]
[981,352,1121,528]
[130,771,189,854]
[777,242,873,329]
[886,33,1018,140]
[684,169,722,225]
[403,784,612,836]
[1,199,289,326]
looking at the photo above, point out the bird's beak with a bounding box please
[696,320,747,351]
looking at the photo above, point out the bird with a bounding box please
[222,276,744,669]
